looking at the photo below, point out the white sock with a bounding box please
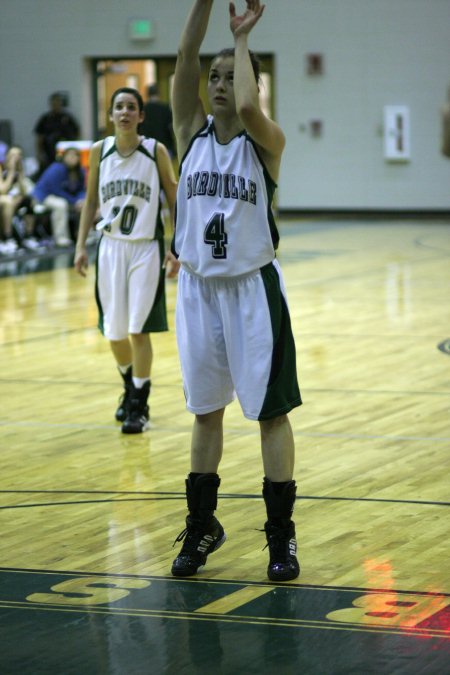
[133,376,150,389]
[118,364,132,375]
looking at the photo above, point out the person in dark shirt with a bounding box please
[139,84,176,159]
[34,93,80,174]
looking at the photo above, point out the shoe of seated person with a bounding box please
[3,238,18,254]
[55,237,73,247]
[22,236,42,250]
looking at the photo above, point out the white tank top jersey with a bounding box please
[173,115,280,277]
[96,136,164,241]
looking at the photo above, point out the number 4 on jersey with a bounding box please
[204,212,228,259]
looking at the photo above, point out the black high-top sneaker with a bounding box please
[115,366,132,422]
[172,473,226,576]
[263,477,300,582]
[121,381,150,434]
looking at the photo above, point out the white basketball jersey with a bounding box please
[97,136,163,240]
[173,116,280,277]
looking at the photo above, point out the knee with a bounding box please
[259,414,289,435]
[110,338,129,347]
[195,409,225,428]
[130,333,150,346]
[47,196,68,215]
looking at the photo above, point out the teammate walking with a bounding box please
[74,87,178,434]
[170,0,302,580]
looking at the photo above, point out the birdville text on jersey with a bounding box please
[101,179,152,204]
[186,171,257,204]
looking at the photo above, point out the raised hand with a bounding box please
[229,0,265,37]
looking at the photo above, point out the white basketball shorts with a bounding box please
[96,235,168,340]
[176,260,301,421]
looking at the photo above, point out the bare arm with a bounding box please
[172,0,214,159]
[0,171,14,195]
[156,142,177,227]
[14,155,29,196]
[156,142,180,277]
[0,152,21,194]
[442,102,450,158]
[230,1,285,180]
[74,142,101,277]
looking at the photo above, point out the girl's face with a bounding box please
[63,149,80,169]
[110,93,144,131]
[207,56,236,116]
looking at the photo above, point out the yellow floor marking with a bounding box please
[195,586,273,614]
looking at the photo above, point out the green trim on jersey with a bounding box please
[141,237,168,333]
[100,140,155,163]
[258,262,302,420]
[246,134,280,251]
[153,200,165,242]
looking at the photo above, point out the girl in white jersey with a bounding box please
[74,88,179,434]
[171,0,302,581]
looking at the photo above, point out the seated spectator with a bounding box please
[0,145,41,254]
[34,92,80,175]
[33,147,86,247]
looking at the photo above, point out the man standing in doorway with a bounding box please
[139,84,177,160]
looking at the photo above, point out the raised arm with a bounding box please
[230,0,285,180]
[172,0,214,158]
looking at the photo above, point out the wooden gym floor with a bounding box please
[0,217,449,674]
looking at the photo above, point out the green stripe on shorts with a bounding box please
[141,237,169,333]
[258,262,302,420]
[94,238,105,336]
